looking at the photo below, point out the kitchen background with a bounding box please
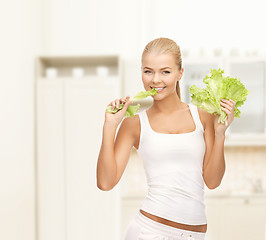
[1,0,266,240]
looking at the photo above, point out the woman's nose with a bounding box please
[152,73,161,84]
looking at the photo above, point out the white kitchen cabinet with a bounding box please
[204,197,222,240]
[205,195,266,240]
[220,197,266,240]
[182,57,266,146]
[181,58,223,104]
[36,55,123,240]
[120,197,145,239]
[36,78,65,240]
[226,59,265,135]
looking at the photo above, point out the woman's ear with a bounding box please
[178,67,184,80]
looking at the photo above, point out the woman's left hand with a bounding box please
[214,99,236,136]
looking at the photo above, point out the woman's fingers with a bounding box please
[229,99,236,106]
[111,101,116,110]
[220,99,235,110]
[110,96,131,110]
[115,99,120,108]
[220,101,232,111]
[220,99,235,125]
[221,99,235,108]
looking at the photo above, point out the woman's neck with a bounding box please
[150,94,187,114]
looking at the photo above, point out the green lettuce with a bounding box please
[189,68,250,125]
[106,88,158,117]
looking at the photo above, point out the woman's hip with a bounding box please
[124,210,206,240]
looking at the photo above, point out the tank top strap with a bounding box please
[137,110,149,132]
[188,103,204,132]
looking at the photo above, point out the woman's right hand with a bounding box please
[105,96,133,127]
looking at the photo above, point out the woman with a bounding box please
[97,37,235,240]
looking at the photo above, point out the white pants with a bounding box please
[124,211,206,240]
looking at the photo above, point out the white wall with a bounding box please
[0,0,42,239]
[42,0,144,57]
[42,0,266,57]
[144,0,266,57]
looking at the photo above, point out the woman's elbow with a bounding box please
[206,182,221,190]
[97,181,115,191]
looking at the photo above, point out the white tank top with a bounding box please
[136,103,207,225]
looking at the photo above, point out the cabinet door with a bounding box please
[182,61,220,103]
[228,60,265,134]
[121,198,144,239]
[220,198,266,240]
[37,79,65,240]
[204,198,222,240]
[64,78,120,240]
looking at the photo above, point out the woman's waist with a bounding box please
[141,195,207,225]
[139,209,207,233]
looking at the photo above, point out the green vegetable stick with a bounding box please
[189,68,250,125]
[106,88,158,117]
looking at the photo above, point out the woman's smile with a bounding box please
[150,86,166,93]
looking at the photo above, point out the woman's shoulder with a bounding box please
[121,114,141,149]
[121,113,141,135]
[123,112,141,125]
[197,107,215,130]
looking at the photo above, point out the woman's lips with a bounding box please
[151,86,166,93]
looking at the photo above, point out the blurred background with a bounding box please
[1,0,266,240]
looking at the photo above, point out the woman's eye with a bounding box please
[163,71,170,74]
[144,70,152,74]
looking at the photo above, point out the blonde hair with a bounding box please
[141,37,182,99]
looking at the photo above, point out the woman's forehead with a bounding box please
[142,53,176,68]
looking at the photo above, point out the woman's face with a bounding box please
[141,52,183,99]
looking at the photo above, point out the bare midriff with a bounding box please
[139,209,207,233]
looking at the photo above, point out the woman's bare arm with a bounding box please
[96,97,135,191]
[96,122,118,191]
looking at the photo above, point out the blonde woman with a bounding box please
[97,38,236,240]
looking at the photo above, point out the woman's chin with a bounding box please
[152,94,165,100]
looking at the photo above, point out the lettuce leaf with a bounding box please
[189,68,250,125]
[106,88,158,117]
